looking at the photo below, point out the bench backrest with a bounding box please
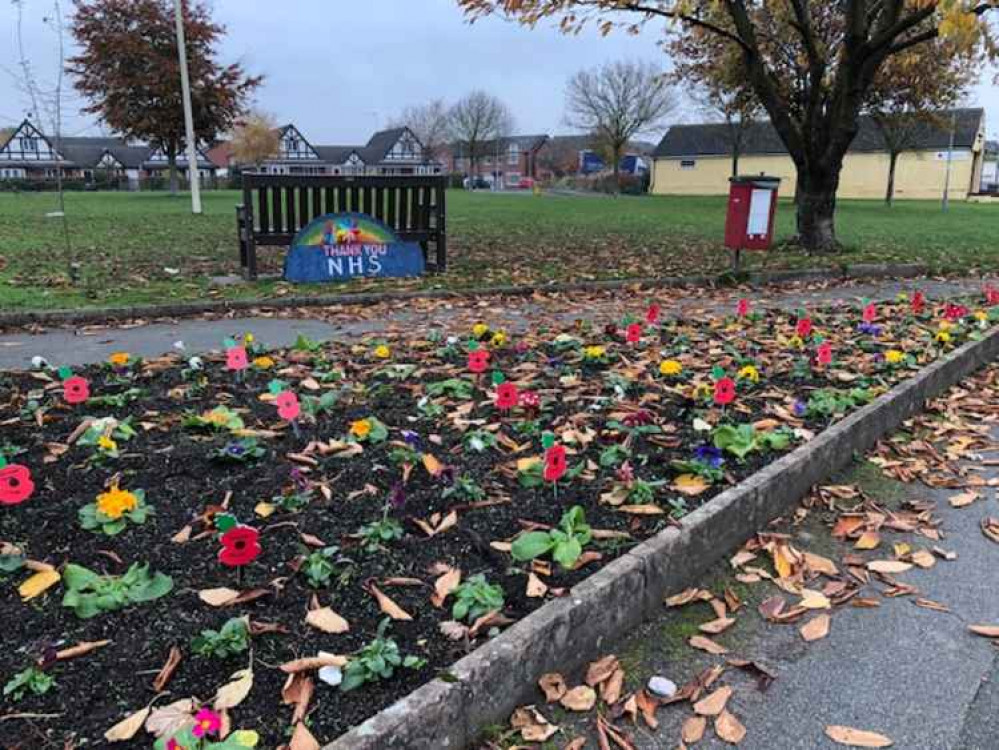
[241,173,447,246]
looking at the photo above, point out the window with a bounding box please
[20,137,37,152]
[680,159,696,170]
[508,144,520,165]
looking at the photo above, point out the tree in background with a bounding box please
[564,60,677,192]
[865,42,979,206]
[230,111,280,172]
[458,0,997,252]
[448,91,514,183]
[69,0,262,195]
[390,99,451,162]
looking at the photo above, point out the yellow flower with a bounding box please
[252,356,275,369]
[245,333,254,344]
[97,435,117,452]
[936,330,952,344]
[203,408,231,427]
[96,486,138,520]
[975,310,988,322]
[350,418,372,439]
[472,323,490,339]
[884,349,904,364]
[659,359,683,376]
[692,382,713,400]
[583,345,606,360]
[108,352,130,367]
[788,335,804,350]
[374,345,391,359]
[938,320,953,331]
[491,331,508,347]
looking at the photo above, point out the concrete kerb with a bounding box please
[325,324,999,750]
[0,263,930,330]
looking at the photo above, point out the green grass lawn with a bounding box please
[0,189,996,311]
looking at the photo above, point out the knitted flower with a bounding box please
[350,419,373,440]
[63,376,90,405]
[496,382,519,410]
[714,377,736,406]
[467,349,490,374]
[0,464,34,506]
[659,360,683,377]
[884,349,904,364]
[95,485,138,520]
[218,526,261,567]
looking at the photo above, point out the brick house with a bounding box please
[442,135,549,186]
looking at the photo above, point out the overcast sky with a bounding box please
[1,0,997,145]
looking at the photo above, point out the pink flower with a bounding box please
[519,391,539,409]
[226,346,249,371]
[796,318,813,339]
[166,740,187,750]
[191,707,221,738]
[626,323,642,344]
[714,377,736,406]
[467,349,490,374]
[63,376,90,405]
[275,391,300,421]
[862,303,877,323]
[736,298,750,317]
[645,304,660,324]
[944,303,968,321]
[817,342,833,366]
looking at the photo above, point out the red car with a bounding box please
[517,177,535,189]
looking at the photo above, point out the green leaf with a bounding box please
[552,538,583,569]
[510,531,555,562]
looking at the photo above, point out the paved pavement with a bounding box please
[0,277,990,371]
[549,431,999,749]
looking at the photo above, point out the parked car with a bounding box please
[517,177,535,190]
[463,176,493,190]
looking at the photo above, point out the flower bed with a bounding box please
[0,292,995,748]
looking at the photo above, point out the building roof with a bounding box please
[449,134,549,157]
[205,142,234,168]
[653,108,984,159]
[315,145,364,163]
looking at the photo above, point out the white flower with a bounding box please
[173,340,186,351]
[30,356,49,370]
[188,356,203,370]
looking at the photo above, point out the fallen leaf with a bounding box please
[526,572,548,598]
[689,635,729,654]
[369,583,413,621]
[693,685,732,716]
[866,560,912,574]
[854,531,881,550]
[539,673,567,702]
[948,490,979,508]
[145,698,195,738]
[422,452,444,477]
[682,715,707,743]
[968,624,999,638]
[799,590,831,610]
[55,639,111,661]
[586,655,620,686]
[431,567,462,608]
[289,721,321,750]
[560,685,597,712]
[824,725,893,747]
[19,567,60,601]
[152,646,183,692]
[665,588,712,607]
[674,473,709,496]
[104,706,151,742]
[715,710,747,744]
[279,654,347,673]
[700,617,736,635]
[214,667,253,710]
[982,517,999,544]
[510,705,557,742]
[600,668,625,705]
[804,552,838,576]
[305,607,350,634]
[800,614,831,642]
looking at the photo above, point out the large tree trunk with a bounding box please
[167,142,179,196]
[796,167,840,252]
[885,150,899,207]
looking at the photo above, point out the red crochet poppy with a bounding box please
[63,376,90,405]
[986,287,999,307]
[275,391,300,421]
[862,303,877,323]
[226,346,249,371]
[817,342,833,366]
[496,382,519,410]
[646,304,660,325]
[0,464,34,505]
[945,303,968,321]
[218,525,261,567]
[796,318,813,339]
[467,350,490,374]
[714,377,736,406]
[544,445,567,483]
[912,291,926,314]
[626,323,642,344]
[736,299,750,317]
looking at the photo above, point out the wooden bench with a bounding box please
[236,173,447,280]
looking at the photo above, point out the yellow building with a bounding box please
[650,108,986,201]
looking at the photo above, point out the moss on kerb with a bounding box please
[842,458,909,508]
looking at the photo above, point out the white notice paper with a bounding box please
[747,189,771,236]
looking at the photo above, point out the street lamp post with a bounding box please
[174,0,202,214]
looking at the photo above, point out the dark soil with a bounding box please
[0,301,978,748]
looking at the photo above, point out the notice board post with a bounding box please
[724,175,781,272]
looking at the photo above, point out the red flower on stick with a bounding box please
[496,382,519,410]
[275,391,300,421]
[467,349,490,374]
[817,342,833,366]
[625,323,642,344]
[912,291,926,315]
[63,376,90,405]
[945,303,968,321]
[736,298,750,317]
[862,303,877,323]
[218,525,261,567]
[714,377,736,406]
[544,445,567,483]
[226,346,249,372]
[0,464,34,505]
[796,318,813,339]
[646,304,660,324]
[986,286,999,307]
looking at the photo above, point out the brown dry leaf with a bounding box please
[635,689,659,729]
[19,567,60,601]
[854,531,881,550]
[511,705,558,742]
[968,624,999,638]
[618,503,665,515]
[279,654,347,673]
[948,490,980,508]
[305,607,350,634]
[804,552,838,576]
[564,738,587,750]
[693,685,732,716]
[689,635,729,655]
[682,715,707,743]
[800,614,831,642]
[104,706,151,742]
[430,567,462,608]
[214,667,253,710]
[585,655,620,687]
[198,588,241,606]
[539,673,567,703]
[526,572,549,598]
[144,698,195,738]
[867,560,912,574]
[674,473,709,496]
[289,721,321,750]
[910,550,936,569]
[152,646,183,692]
[561,685,597,712]
[824,725,893,747]
[982,517,999,544]
[715,710,747,744]
[422,452,444,477]
[700,618,736,635]
[600,668,625,705]
[666,588,712,607]
[369,583,413,621]
[55,640,111,661]
[799,590,831,610]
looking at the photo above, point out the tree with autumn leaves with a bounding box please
[458,0,997,252]
[68,0,261,194]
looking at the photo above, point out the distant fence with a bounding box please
[0,174,236,193]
